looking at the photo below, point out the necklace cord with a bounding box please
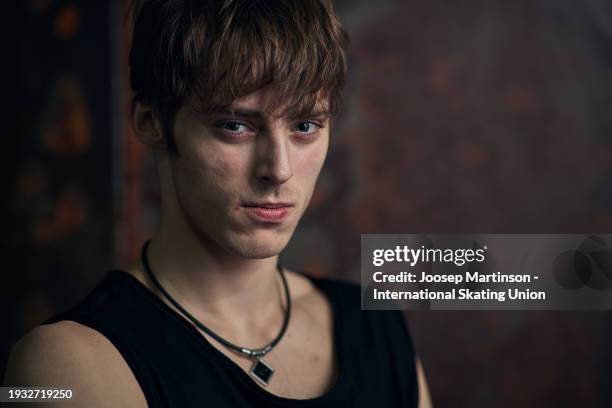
[140,240,291,357]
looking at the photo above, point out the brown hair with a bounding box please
[129,0,349,154]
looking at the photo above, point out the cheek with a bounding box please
[175,145,247,195]
[172,112,248,193]
[295,142,329,182]
[206,152,239,185]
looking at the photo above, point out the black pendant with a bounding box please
[250,358,274,386]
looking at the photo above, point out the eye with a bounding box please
[219,121,249,134]
[293,121,322,135]
[213,120,256,140]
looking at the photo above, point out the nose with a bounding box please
[254,129,293,186]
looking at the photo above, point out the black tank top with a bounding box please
[43,270,419,407]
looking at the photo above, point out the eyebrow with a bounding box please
[212,108,330,120]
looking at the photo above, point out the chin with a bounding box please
[230,233,291,259]
[233,244,285,260]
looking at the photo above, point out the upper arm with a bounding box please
[416,356,433,408]
[3,321,146,408]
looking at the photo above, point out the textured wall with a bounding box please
[323,1,612,406]
[2,0,114,377]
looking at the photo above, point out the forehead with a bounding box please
[192,86,330,120]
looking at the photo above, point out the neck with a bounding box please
[140,223,285,335]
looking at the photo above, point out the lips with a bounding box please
[243,202,294,209]
[241,202,294,222]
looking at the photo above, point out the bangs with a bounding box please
[190,0,348,119]
[130,0,349,153]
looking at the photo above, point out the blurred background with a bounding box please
[3,0,612,406]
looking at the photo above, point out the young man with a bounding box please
[4,0,432,406]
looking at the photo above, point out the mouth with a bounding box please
[242,202,295,209]
[241,202,295,223]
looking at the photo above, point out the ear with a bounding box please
[132,101,167,150]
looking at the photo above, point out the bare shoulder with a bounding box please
[284,269,333,324]
[283,269,322,303]
[3,321,146,407]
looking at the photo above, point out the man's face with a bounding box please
[167,87,330,259]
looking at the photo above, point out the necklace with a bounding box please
[140,240,291,386]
